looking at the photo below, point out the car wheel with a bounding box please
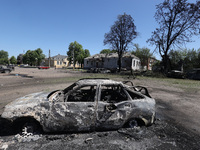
[128,119,138,128]
[21,121,42,135]
[13,118,42,135]
[5,70,10,74]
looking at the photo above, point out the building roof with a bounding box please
[51,54,67,60]
[85,52,139,60]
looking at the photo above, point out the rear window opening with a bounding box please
[100,85,128,103]
[126,90,144,100]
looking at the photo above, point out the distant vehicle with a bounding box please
[187,69,200,80]
[89,68,111,73]
[38,66,50,69]
[1,78,155,134]
[0,65,12,73]
[167,70,185,79]
[20,64,29,68]
[7,65,15,71]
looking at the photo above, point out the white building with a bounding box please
[84,52,140,71]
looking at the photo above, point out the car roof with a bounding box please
[76,78,122,86]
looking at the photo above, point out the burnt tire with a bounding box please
[13,118,42,135]
[124,118,145,128]
[22,122,41,134]
[128,120,138,128]
[4,70,10,74]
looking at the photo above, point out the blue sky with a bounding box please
[0,0,199,60]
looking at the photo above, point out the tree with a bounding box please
[184,48,200,71]
[100,49,117,54]
[132,44,153,70]
[67,41,84,68]
[10,56,17,64]
[147,0,200,73]
[17,54,24,64]
[35,48,45,66]
[0,50,9,64]
[23,50,38,66]
[84,49,90,58]
[168,48,200,71]
[67,42,90,68]
[168,49,183,70]
[77,49,91,68]
[104,13,137,72]
[22,49,45,66]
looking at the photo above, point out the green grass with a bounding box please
[137,76,200,93]
[42,72,200,94]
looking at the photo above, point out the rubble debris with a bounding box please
[85,138,93,144]
[13,127,42,142]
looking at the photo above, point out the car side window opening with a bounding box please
[100,85,128,103]
[63,83,78,93]
[66,85,97,102]
[126,89,144,100]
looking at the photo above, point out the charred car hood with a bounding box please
[1,92,50,120]
[6,92,49,106]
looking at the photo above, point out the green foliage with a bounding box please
[183,49,200,71]
[77,49,91,68]
[67,41,83,67]
[23,48,45,66]
[132,44,153,69]
[168,48,200,72]
[84,49,90,58]
[17,54,24,64]
[10,56,17,64]
[148,0,200,73]
[0,50,9,64]
[100,49,111,54]
[100,49,117,54]
[35,48,45,66]
[104,13,137,72]
[168,50,183,70]
[67,41,90,68]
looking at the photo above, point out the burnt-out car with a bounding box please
[1,78,156,134]
[0,65,12,73]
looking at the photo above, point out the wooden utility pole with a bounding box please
[49,49,51,67]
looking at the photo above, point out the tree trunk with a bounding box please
[118,54,122,72]
[162,54,171,74]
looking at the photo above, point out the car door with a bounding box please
[96,84,133,130]
[48,85,97,132]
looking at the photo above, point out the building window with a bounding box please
[87,61,88,64]
[60,61,62,65]
[57,61,59,65]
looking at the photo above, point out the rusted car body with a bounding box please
[1,79,156,133]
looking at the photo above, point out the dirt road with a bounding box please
[0,67,200,149]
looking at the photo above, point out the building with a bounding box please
[84,53,140,71]
[44,54,68,68]
[44,54,81,68]
[147,57,157,70]
[136,57,157,71]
